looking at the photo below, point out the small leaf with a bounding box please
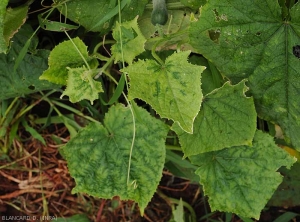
[172,198,185,222]
[61,66,103,104]
[111,17,146,64]
[63,103,169,213]
[40,37,96,85]
[172,80,257,157]
[123,50,205,133]
[190,130,296,219]
[3,5,28,47]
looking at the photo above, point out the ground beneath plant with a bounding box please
[0,123,300,222]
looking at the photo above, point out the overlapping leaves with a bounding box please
[63,103,169,213]
[190,130,296,219]
[40,37,97,85]
[0,25,58,100]
[123,50,205,133]
[111,16,146,64]
[189,0,300,149]
[172,80,256,157]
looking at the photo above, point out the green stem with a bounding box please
[146,2,186,10]
[46,99,98,123]
[64,31,91,70]
[166,144,182,151]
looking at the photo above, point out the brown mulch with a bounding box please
[0,124,176,222]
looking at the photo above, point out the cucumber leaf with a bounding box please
[123,50,205,133]
[0,0,9,53]
[0,25,59,100]
[111,16,146,64]
[61,66,103,104]
[40,37,97,85]
[172,80,257,157]
[190,130,296,219]
[3,4,28,48]
[189,0,300,150]
[63,103,169,213]
[56,0,148,34]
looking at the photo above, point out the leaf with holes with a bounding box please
[172,80,257,157]
[189,0,300,150]
[0,25,59,100]
[122,50,205,133]
[61,66,103,104]
[190,130,296,219]
[63,103,169,213]
[111,16,146,64]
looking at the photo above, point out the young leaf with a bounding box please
[172,198,185,222]
[63,103,169,213]
[172,80,257,157]
[111,16,146,64]
[40,37,96,85]
[123,50,205,133]
[189,0,300,150]
[61,66,103,104]
[190,130,296,219]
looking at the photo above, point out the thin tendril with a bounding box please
[117,0,136,186]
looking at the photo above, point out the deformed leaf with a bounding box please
[172,80,257,157]
[40,37,96,85]
[189,0,300,150]
[111,16,146,64]
[63,103,169,213]
[190,130,296,219]
[61,66,103,104]
[123,50,205,133]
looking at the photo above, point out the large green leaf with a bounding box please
[111,17,146,64]
[189,1,300,150]
[0,0,9,53]
[63,103,169,213]
[122,50,205,133]
[56,0,148,33]
[0,25,59,100]
[190,130,296,219]
[40,37,97,85]
[172,80,256,157]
